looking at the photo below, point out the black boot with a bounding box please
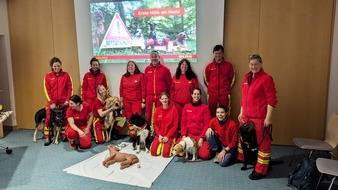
[44,138,51,146]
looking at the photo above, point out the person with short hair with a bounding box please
[237,54,277,180]
[65,95,93,150]
[144,51,172,126]
[81,57,108,108]
[204,45,235,117]
[43,57,73,146]
[206,105,238,167]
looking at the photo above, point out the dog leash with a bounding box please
[251,125,273,151]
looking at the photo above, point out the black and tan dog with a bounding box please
[33,108,46,143]
[33,107,66,145]
[129,113,151,154]
[239,121,258,170]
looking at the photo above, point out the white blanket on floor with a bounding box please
[63,142,173,188]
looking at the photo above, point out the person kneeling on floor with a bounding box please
[65,95,93,150]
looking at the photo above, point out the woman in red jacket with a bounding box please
[170,58,199,116]
[237,54,277,180]
[150,92,179,157]
[120,61,145,141]
[81,57,108,108]
[65,95,93,150]
[180,88,212,160]
[43,57,73,146]
[206,105,238,166]
[92,85,116,144]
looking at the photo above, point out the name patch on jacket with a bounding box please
[186,110,192,112]
[211,67,216,71]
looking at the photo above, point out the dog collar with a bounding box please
[134,123,147,131]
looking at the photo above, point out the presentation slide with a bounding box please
[90,0,197,63]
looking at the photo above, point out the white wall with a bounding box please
[0,0,16,126]
[74,0,224,102]
[326,3,338,121]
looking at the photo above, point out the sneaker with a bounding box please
[213,154,219,163]
[249,171,266,180]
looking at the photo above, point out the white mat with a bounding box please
[63,143,173,188]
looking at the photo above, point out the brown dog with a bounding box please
[102,145,139,170]
[103,96,121,142]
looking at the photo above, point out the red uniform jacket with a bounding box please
[144,63,172,97]
[204,59,235,96]
[119,73,145,101]
[209,117,238,150]
[66,102,92,127]
[241,69,277,118]
[81,69,107,102]
[44,70,72,105]
[181,103,211,139]
[153,104,179,139]
[170,74,199,105]
[92,98,105,119]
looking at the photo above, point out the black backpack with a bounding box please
[287,157,321,190]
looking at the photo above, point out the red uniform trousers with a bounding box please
[208,94,230,118]
[177,134,212,160]
[123,99,142,121]
[145,96,161,125]
[92,117,106,144]
[237,116,271,175]
[84,98,95,110]
[150,136,175,158]
[43,102,67,139]
[65,125,92,149]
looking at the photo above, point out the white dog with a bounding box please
[172,137,198,161]
[132,29,145,49]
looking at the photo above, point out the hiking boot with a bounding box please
[68,140,77,150]
[249,171,266,180]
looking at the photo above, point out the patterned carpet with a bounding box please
[0,129,336,190]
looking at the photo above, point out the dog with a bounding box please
[238,121,258,170]
[103,96,122,142]
[132,28,145,49]
[172,136,198,161]
[102,144,139,170]
[173,32,187,47]
[92,10,105,48]
[33,106,66,145]
[129,113,151,154]
[146,23,157,49]
[33,108,46,142]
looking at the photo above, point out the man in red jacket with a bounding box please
[204,45,235,117]
[81,57,108,108]
[144,51,172,126]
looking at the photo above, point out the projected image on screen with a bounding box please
[90,0,196,64]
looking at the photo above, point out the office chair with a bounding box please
[289,112,338,166]
[0,107,13,154]
[315,157,338,190]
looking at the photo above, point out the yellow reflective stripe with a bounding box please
[156,142,163,156]
[44,76,51,102]
[258,151,271,158]
[257,158,270,164]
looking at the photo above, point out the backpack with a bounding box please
[287,157,321,190]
